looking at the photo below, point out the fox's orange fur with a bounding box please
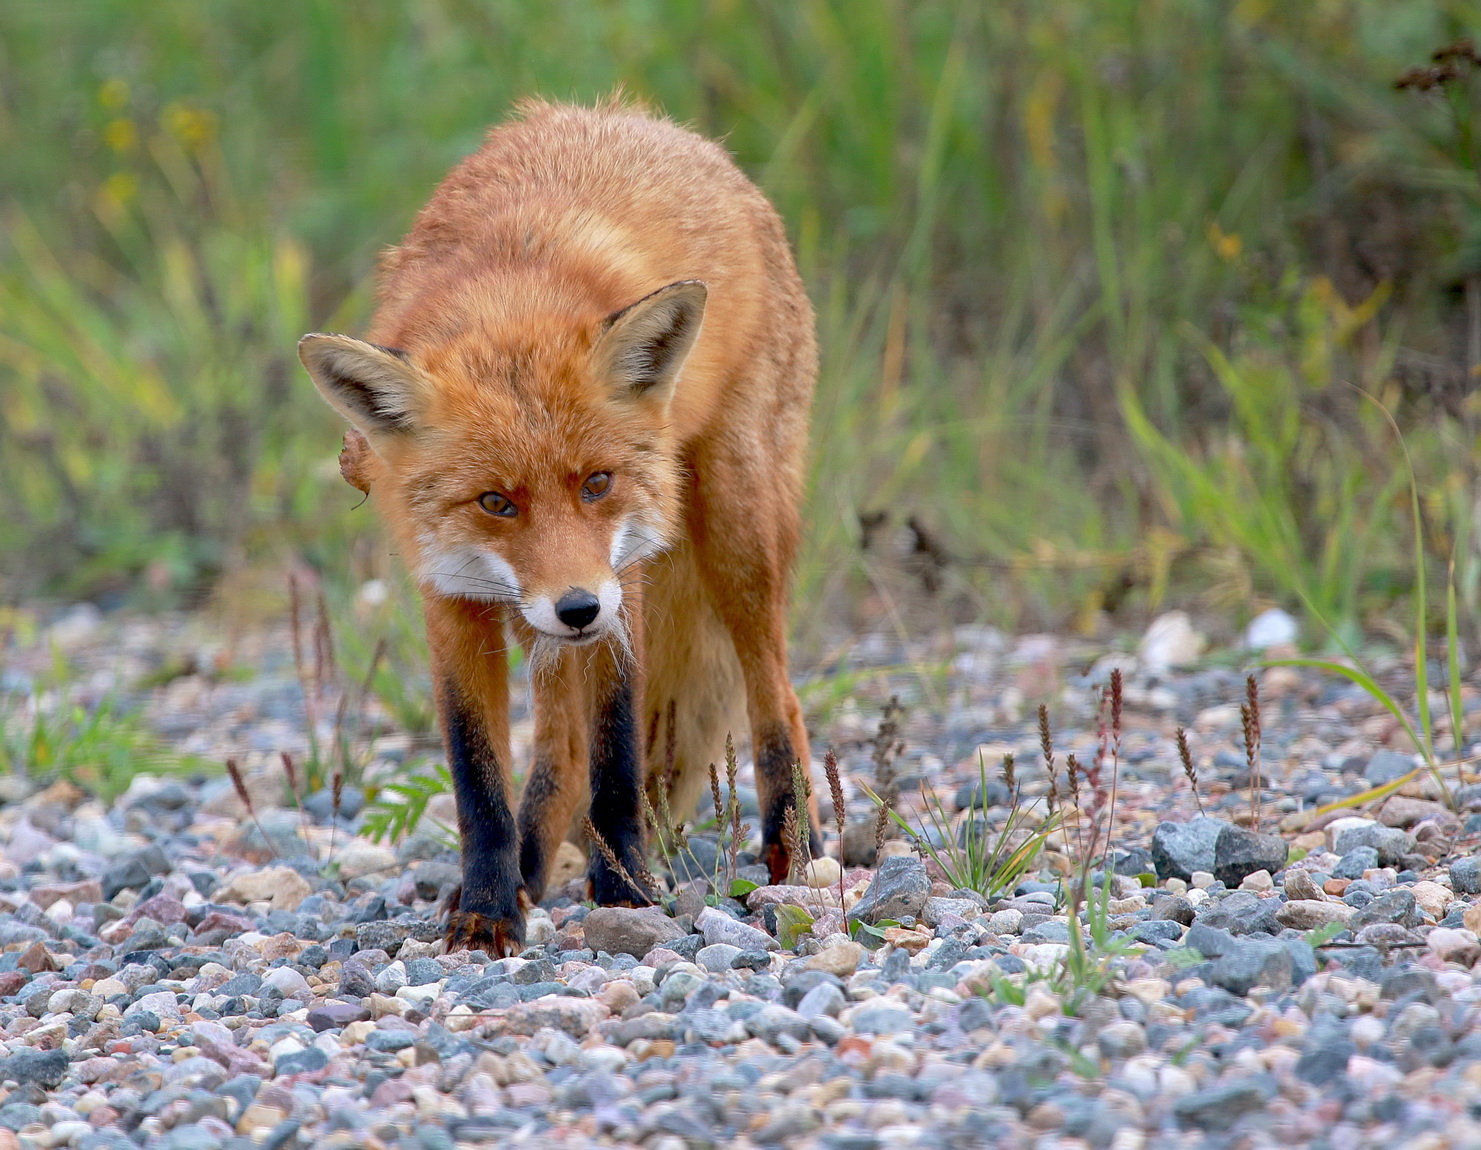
[299,100,817,953]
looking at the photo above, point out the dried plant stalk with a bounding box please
[1039,704,1059,819]
[227,757,278,861]
[725,734,742,886]
[583,816,649,903]
[281,750,315,861]
[1243,673,1263,833]
[823,748,846,912]
[1001,752,1017,798]
[328,768,345,861]
[1176,728,1205,816]
[781,805,802,886]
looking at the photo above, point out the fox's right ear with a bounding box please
[298,334,424,436]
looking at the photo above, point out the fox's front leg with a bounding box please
[585,585,651,906]
[424,596,526,956]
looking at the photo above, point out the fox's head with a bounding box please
[298,280,705,654]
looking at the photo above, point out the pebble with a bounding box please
[6,611,1481,1147]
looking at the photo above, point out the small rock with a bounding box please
[1411,880,1452,918]
[923,897,982,927]
[307,1002,371,1032]
[1151,818,1229,882]
[1139,611,1205,673]
[218,866,313,911]
[1364,750,1415,787]
[583,906,686,958]
[0,1048,68,1088]
[804,857,842,889]
[1332,823,1414,867]
[1332,846,1380,879]
[1208,938,1292,995]
[1173,1078,1273,1131]
[696,944,744,972]
[848,1002,915,1035]
[696,906,778,952]
[1426,927,1481,966]
[1097,1020,1147,1059]
[796,981,846,1020]
[1244,608,1298,651]
[1283,870,1325,902]
[336,843,398,881]
[1239,869,1273,893]
[1213,826,1288,887]
[1453,857,1481,895]
[1350,889,1422,930]
[806,940,864,977]
[1378,795,1453,829]
[846,856,931,925]
[1276,901,1353,931]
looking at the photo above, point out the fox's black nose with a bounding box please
[555,589,601,630]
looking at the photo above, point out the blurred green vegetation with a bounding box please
[3,1,1481,651]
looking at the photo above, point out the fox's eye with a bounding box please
[581,472,612,501]
[478,491,517,517]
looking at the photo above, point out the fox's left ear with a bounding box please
[596,280,707,407]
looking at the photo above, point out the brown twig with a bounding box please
[725,733,742,887]
[281,750,314,862]
[1176,727,1205,816]
[328,768,344,863]
[227,758,279,861]
[1243,673,1262,834]
[824,748,847,915]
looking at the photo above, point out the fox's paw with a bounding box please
[444,910,525,957]
[442,884,530,957]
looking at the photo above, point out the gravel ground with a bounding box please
[3,604,1481,1149]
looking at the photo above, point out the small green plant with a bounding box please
[361,763,458,849]
[0,690,210,804]
[868,749,1059,902]
[1267,396,1466,810]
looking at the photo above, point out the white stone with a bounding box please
[1244,608,1299,651]
[1138,611,1205,673]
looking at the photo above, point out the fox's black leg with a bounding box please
[423,597,524,956]
[588,665,652,905]
[442,683,526,951]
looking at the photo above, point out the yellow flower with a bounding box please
[103,171,137,205]
[99,78,130,111]
[163,102,218,150]
[1207,221,1242,261]
[104,118,137,154]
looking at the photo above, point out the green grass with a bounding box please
[1,1,1478,653]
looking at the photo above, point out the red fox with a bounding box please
[298,100,818,954]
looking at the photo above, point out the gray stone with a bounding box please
[1208,939,1293,995]
[1333,846,1380,879]
[1332,824,1414,868]
[1350,889,1422,930]
[1151,817,1230,882]
[847,856,931,926]
[695,944,744,973]
[582,906,686,958]
[1173,1077,1274,1131]
[1149,895,1195,925]
[355,920,413,955]
[1212,826,1288,887]
[850,1003,915,1035]
[796,981,847,1020]
[1097,1020,1147,1059]
[0,1048,68,1088]
[1131,919,1184,944]
[1365,750,1415,787]
[1183,922,1238,959]
[273,1047,328,1076]
[1195,890,1281,936]
[748,1004,812,1045]
[695,906,778,952]
[1449,857,1481,895]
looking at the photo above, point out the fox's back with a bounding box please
[369,101,813,446]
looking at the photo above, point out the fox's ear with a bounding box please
[298,333,424,436]
[596,280,707,405]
